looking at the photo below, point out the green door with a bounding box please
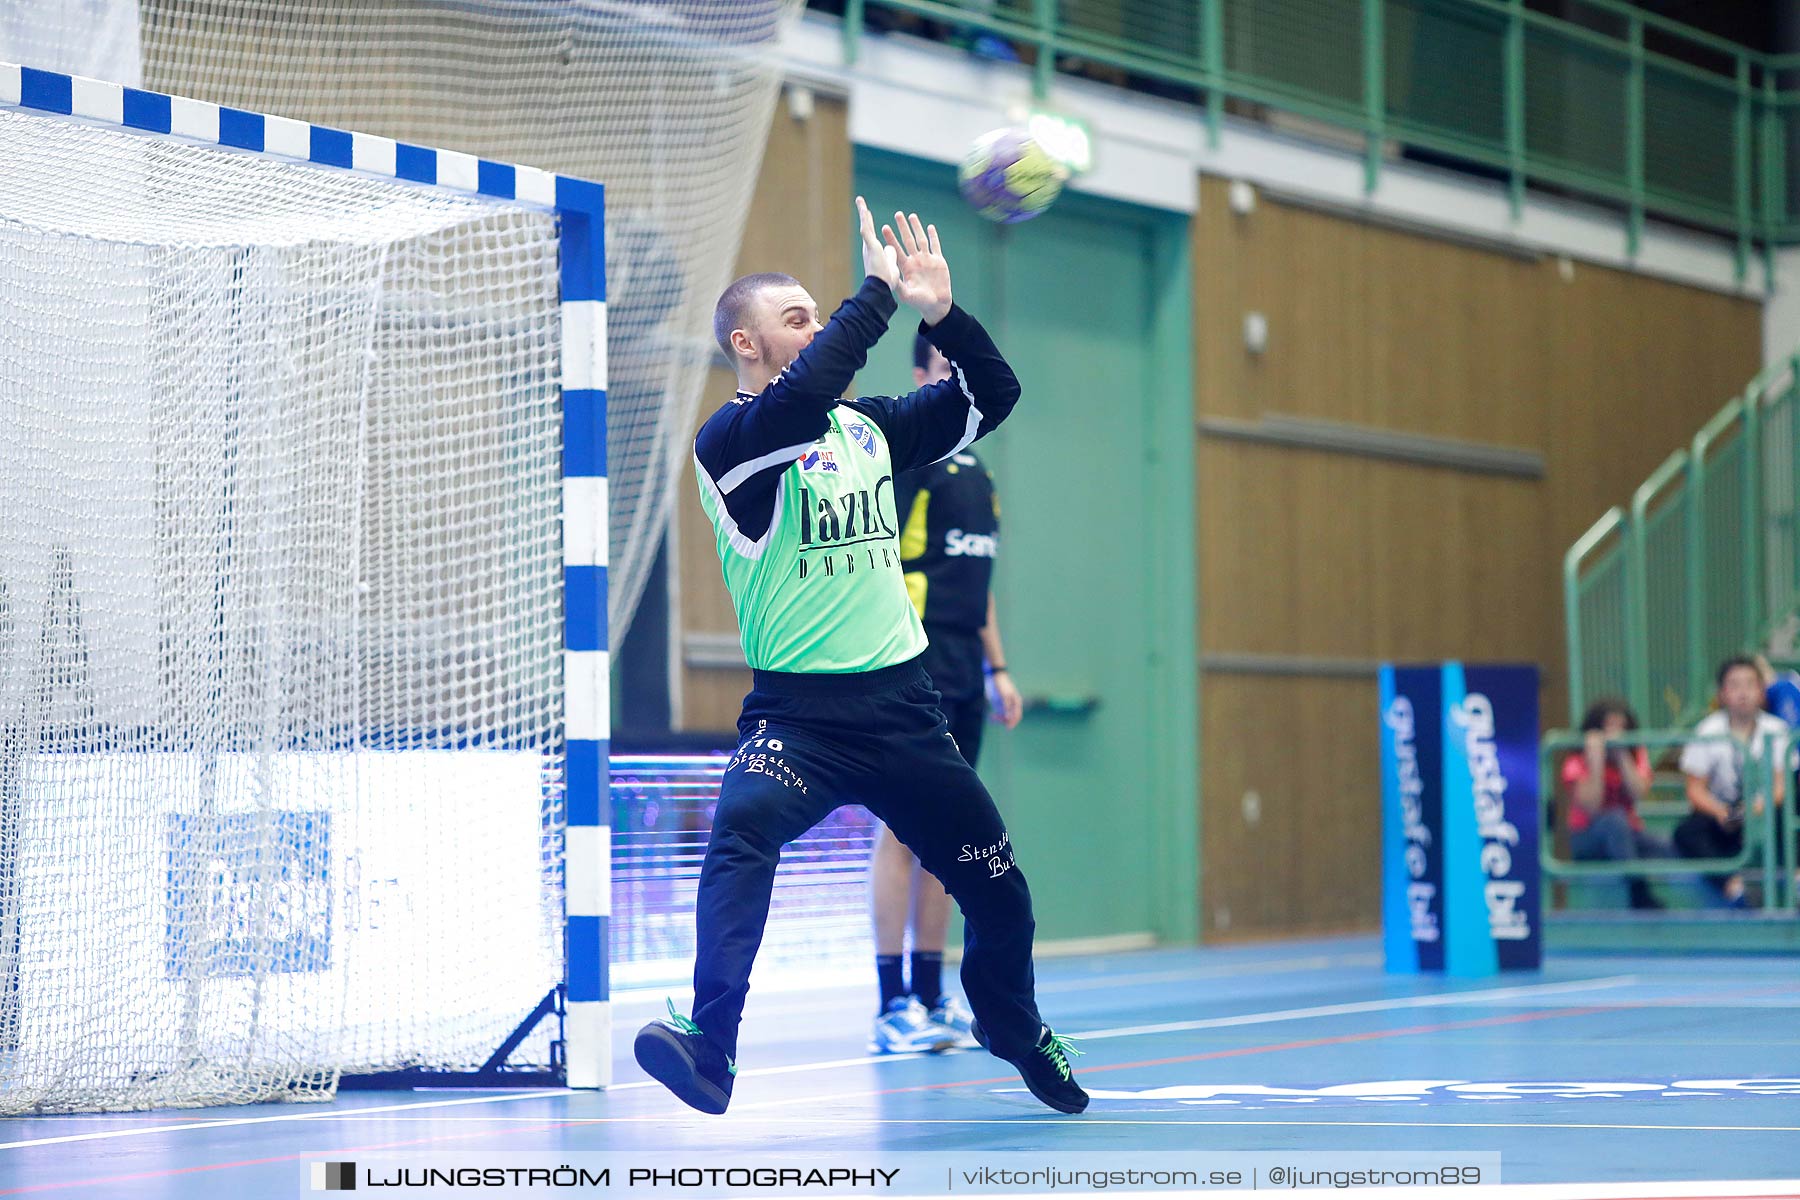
[855,149,1198,946]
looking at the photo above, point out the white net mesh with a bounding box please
[95,0,802,638]
[0,108,566,1112]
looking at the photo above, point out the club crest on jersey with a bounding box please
[798,448,839,473]
[846,422,878,458]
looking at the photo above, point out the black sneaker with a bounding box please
[970,1018,1088,1114]
[634,999,736,1115]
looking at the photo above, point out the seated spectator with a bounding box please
[1761,660,1800,727]
[1763,661,1800,901]
[1676,656,1789,907]
[1560,698,1667,910]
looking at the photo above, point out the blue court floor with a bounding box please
[3,936,1797,1197]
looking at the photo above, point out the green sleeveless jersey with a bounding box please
[697,405,924,672]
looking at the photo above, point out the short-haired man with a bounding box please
[631,199,1086,1116]
[1676,655,1789,906]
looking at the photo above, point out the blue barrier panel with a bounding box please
[1386,663,1541,975]
[1380,664,1446,973]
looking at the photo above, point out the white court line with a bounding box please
[0,1089,572,1152]
[0,973,1646,1150]
[604,1050,952,1088]
[1037,953,1383,994]
[697,976,1654,1116]
[610,953,1386,1013]
[8,1098,1794,1150]
[694,974,1635,1084]
[1070,974,1643,1041]
[0,1052,955,1149]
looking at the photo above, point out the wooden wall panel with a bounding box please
[674,91,853,732]
[1201,675,1382,939]
[1200,442,1550,661]
[1193,175,1763,939]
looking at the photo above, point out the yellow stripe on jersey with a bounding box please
[904,570,928,618]
[899,487,931,561]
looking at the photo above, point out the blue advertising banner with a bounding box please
[1449,663,1542,973]
[1380,665,1444,973]
[1384,663,1540,975]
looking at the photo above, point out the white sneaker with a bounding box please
[869,996,957,1054]
[925,995,979,1049]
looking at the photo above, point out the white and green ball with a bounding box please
[957,128,1067,224]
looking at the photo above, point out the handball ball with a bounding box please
[957,128,1067,224]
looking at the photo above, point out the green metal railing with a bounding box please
[1567,354,1800,726]
[1565,506,1633,716]
[838,0,1800,276]
[1539,729,1793,913]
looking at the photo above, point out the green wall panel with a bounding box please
[855,149,1198,946]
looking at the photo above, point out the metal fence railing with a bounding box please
[1567,354,1800,727]
[1566,506,1633,718]
[834,0,1800,275]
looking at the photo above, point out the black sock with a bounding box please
[877,955,906,1009]
[909,951,944,1008]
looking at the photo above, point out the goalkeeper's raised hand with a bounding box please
[882,208,952,326]
[856,195,899,291]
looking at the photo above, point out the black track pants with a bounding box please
[690,656,1042,1062]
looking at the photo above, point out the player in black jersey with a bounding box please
[867,333,1026,1056]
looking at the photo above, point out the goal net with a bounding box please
[0,101,569,1112]
[98,0,803,640]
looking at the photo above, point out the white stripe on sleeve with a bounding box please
[717,440,816,495]
[929,363,985,464]
[695,454,786,561]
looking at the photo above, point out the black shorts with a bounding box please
[920,625,985,767]
[937,690,985,768]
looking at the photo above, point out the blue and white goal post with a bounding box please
[0,64,611,1092]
